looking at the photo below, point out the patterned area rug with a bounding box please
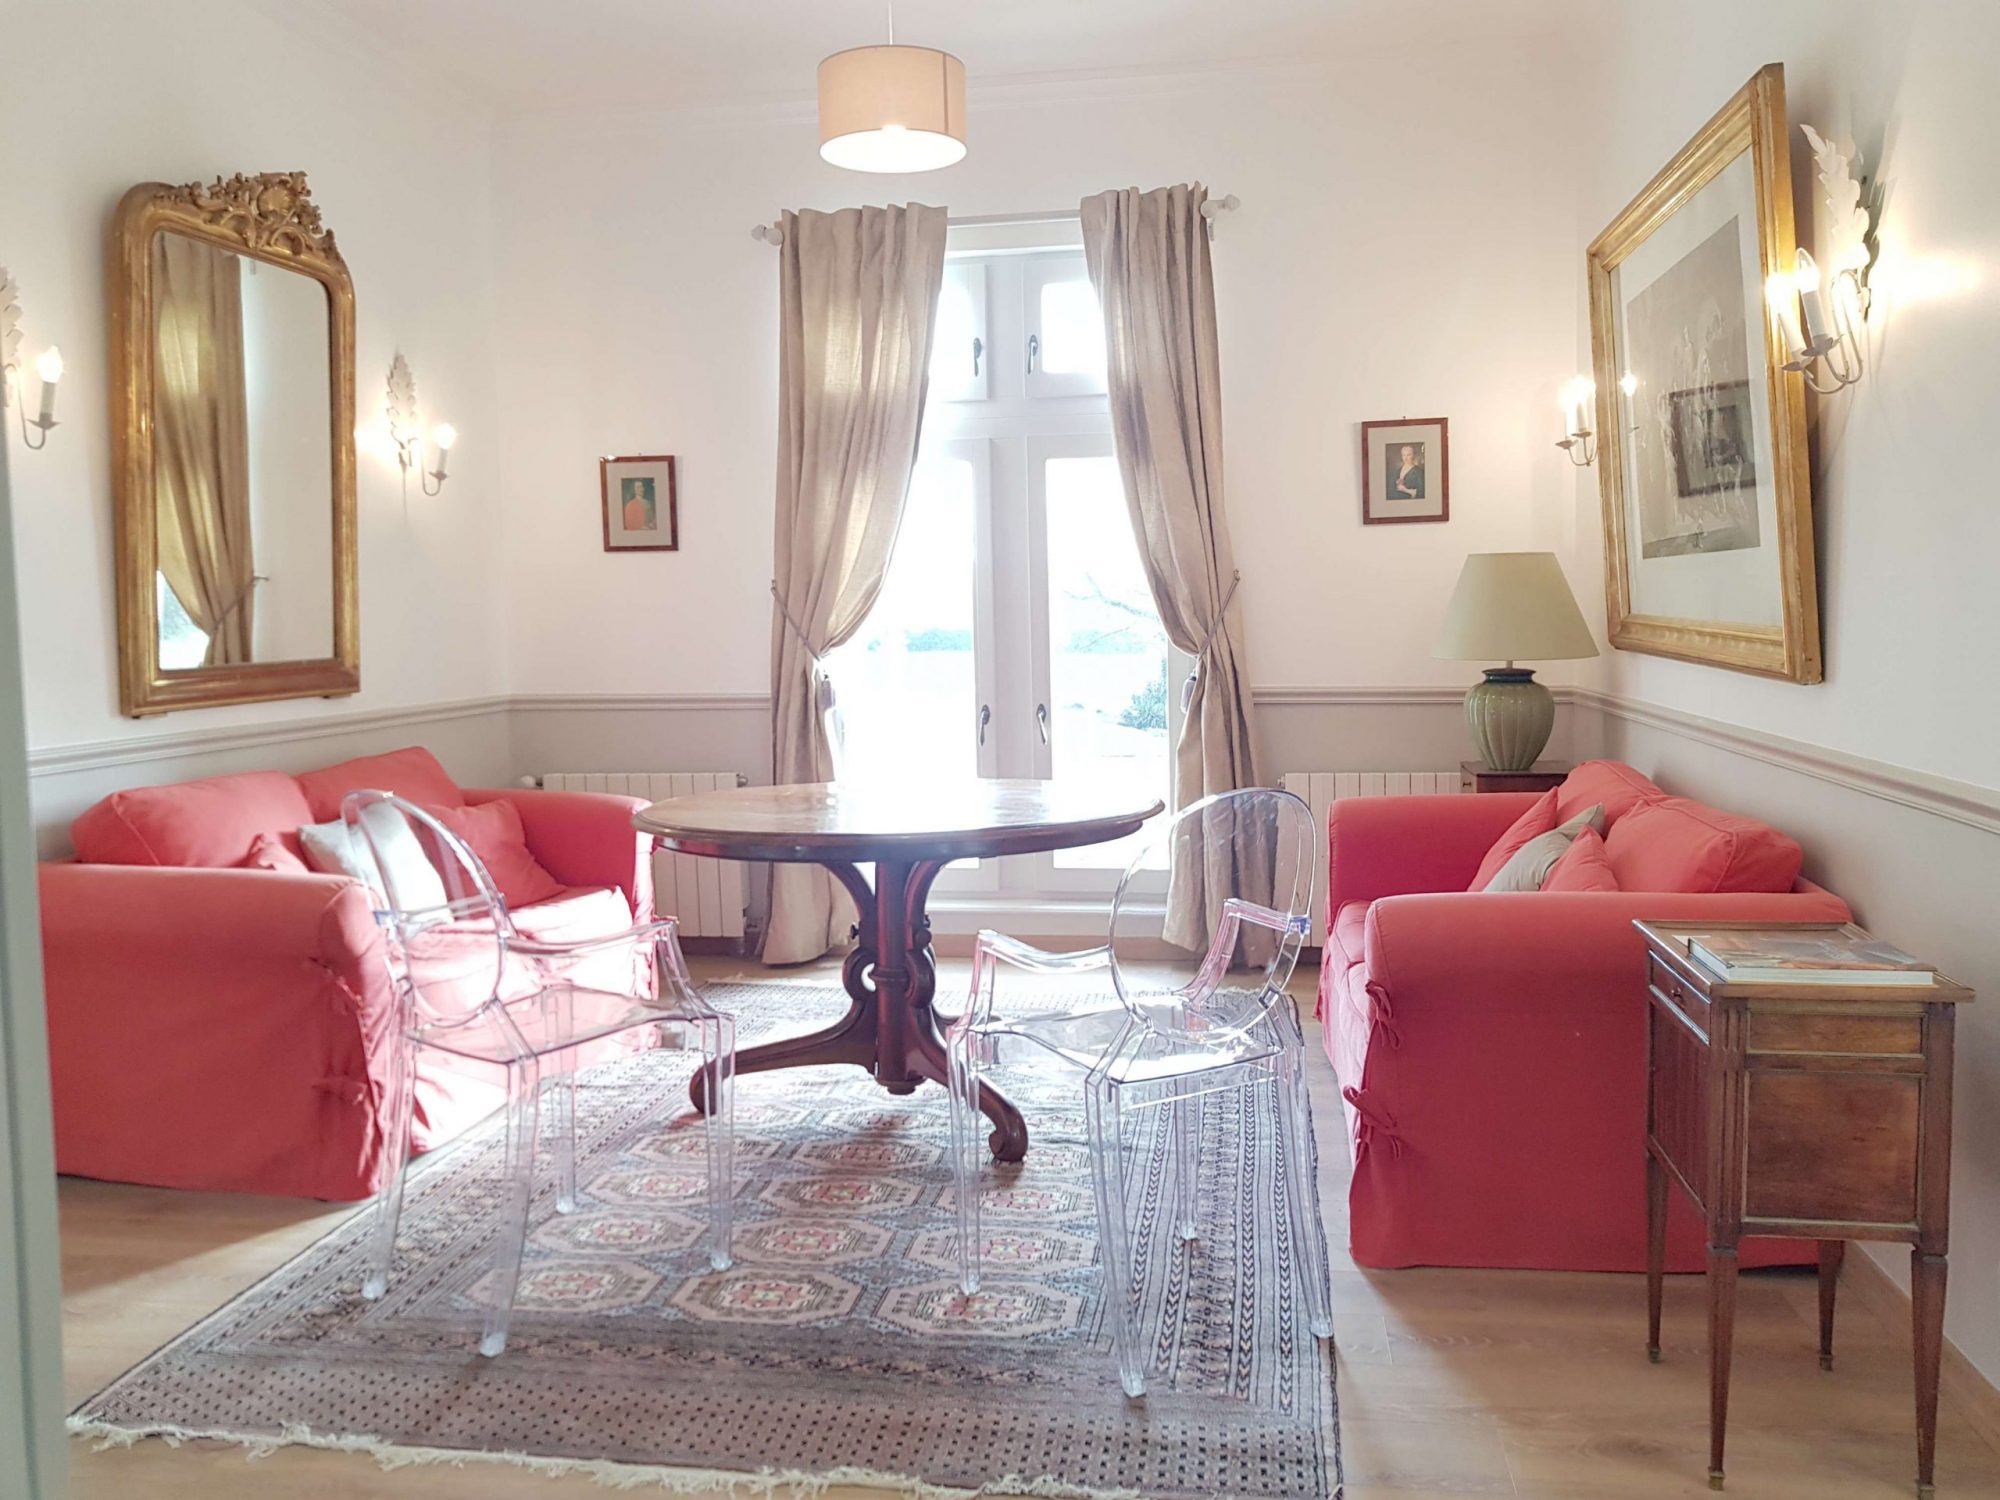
[72,981,1341,1499]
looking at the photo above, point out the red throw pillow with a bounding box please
[1555,760,1666,830]
[297,746,466,822]
[431,800,567,909]
[1469,788,1559,891]
[239,830,310,874]
[1542,826,1620,892]
[72,770,315,868]
[1603,796,1803,894]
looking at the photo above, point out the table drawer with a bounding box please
[1747,1009,1922,1060]
[1647,953,1710,1031]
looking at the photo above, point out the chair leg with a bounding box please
[947,1029,986,1294]
[362,1033,418,1302]
[1085,1079,1145,1397]
[1278,1029,1335,1340]
[1173,1092,1201,1244]
[550,987,578,1214]
[697,1014,735,1271]
[479,1055,541,1358]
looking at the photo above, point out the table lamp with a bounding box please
[1435,552,1600,771]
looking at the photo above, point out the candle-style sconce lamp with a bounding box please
[1767,125,1875,395]
[1,268,62,450]
[385,352,455,495]
[1556,376,1597,467]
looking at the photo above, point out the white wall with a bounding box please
[1,0,503,771]
[1563,0,2000,1387]
[492,47,1582,754]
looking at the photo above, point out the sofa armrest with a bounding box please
[464,787,654,920]
[1326,792,1538,921]
[1365,885,1854,1008]
[37,863,398,1199]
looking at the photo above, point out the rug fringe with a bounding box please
[65,1416,1153,1500]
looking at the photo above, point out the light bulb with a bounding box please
[35,346,63,384]
[1792,248,1823,295]
[432,422,458,451]
[1619,371,1639,397]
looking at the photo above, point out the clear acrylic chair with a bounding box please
[342,790,735,1357]
[945,786,1333,1397]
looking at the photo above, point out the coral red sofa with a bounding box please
[1319,760,1851,1273]
[39,747,656,1201]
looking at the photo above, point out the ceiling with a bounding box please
[315,0,1578,112]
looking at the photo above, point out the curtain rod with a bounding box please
[750,194,1238,245]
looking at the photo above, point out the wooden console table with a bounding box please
[1636,920,1971,1498]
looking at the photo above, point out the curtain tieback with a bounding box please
[1180,570,1242,710]
[772,581,837,712]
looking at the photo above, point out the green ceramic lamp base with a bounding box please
[1464,667,1555,773]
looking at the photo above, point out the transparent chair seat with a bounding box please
[342,791,736,1359]
[946,787,1335,1398]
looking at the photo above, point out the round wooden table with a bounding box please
[633,779,1163,1161]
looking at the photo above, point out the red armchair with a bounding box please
[40,750,657,1201]
[1319,783,1851,1272]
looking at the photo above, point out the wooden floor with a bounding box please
[60,956,2000,1499]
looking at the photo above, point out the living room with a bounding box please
[2,1,1996,1497]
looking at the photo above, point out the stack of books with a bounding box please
[1684,923,1937,987]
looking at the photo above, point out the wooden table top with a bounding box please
[1636,920,1973,1004]
[633,779,1166,864]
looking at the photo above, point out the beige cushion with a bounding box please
[1482,803,1607,893]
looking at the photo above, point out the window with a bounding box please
[829,239,1185,899]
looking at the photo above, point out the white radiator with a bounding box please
[1282,770,1466,944]
[537,772,749,942]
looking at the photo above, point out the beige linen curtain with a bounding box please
[153,234,255,666]
[1081,184,1261,950]
[764,203,948,965]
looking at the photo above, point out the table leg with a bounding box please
[1645,1150,1667,1363]
[1818,1240,1845,1371]
[689,858,1029,1162]
[1707,1243,1739,1490]
[1913,1250,1947,1500]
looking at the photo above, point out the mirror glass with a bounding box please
[150,230,334,670]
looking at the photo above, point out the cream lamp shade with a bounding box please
[818,46,967,173]
[1435,552,1600,664]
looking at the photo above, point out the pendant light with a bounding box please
[818,2,966,173]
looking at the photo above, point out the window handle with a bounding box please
[1027,332,1040,374]
[977,703,991,746]
[1035,702,1050,744]
[971,335,983,377]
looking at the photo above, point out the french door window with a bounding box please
[829,243,1185,898]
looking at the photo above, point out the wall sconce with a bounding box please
[1,268,62,449]
[1767,124,1875,395]
[385,351,456,495]
[1556,376,1596,467]
[18,347,63,450]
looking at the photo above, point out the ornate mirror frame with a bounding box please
[110,172,359,716]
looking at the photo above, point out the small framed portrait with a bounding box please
[600,454,679,552]
[1360,417,1449,524]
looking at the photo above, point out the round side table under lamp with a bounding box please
[1435,552,1601,772]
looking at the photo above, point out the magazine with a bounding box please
[1686,924,1936,986]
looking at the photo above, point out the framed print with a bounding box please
[1361,417,1449,524]
[1586,63,1821,682]
[600,454,679,552]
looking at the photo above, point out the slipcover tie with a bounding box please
[1179,571,1242,710]
[1342,1084,1404,1161]
[772,581,837,712]
[1364,979,1403,1050]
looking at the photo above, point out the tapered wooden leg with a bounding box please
[1817,1240,1845,1371]
[1645,1151,1668,1363]
[1913,1251,1947,1500]
[1707,1244,1739,1490]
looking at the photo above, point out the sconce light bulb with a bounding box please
[1619,371,1638,397]
[1792,247,1822,295]
[432,422,458,451]
[35,346,63,384]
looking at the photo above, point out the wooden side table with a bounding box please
[1636,920,1972,1497]
[1459,759,1571,794]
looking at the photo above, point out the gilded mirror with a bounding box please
[111,172,358,715]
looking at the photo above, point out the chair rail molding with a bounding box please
[1567,686,2000,839]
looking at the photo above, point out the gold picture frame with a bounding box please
[110,172,360,716]
[1586,64,1822,683]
